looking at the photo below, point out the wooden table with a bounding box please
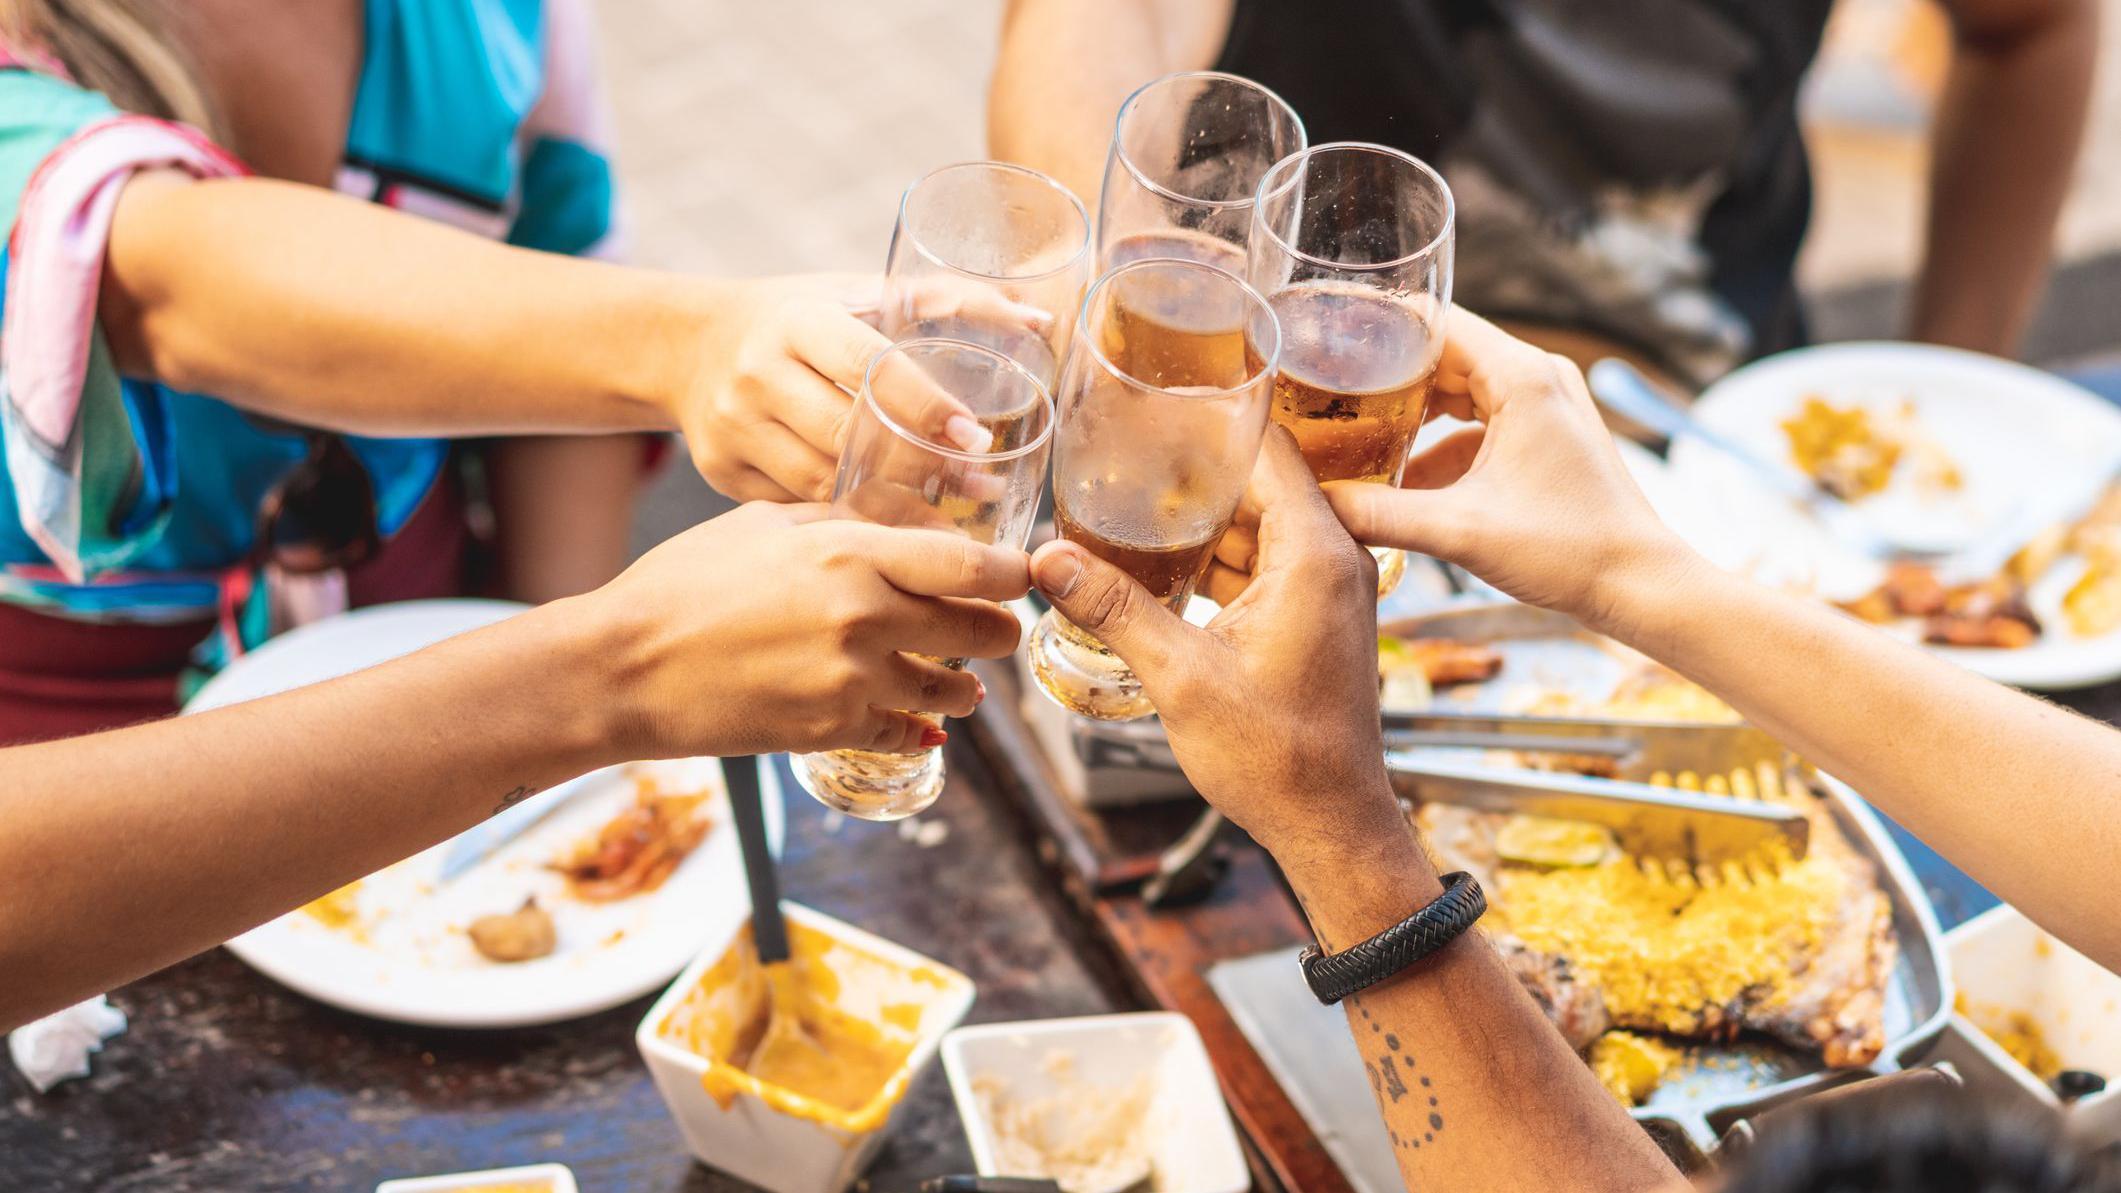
[7,679,2118,1192]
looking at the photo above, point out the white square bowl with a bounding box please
[636,903,975,1193]
[375,1163,576,1193]
[1927,905,2120,1143]
[940,1012,1249,1193]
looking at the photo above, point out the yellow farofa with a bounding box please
[1492,767,1844,1036]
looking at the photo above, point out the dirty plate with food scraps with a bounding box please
[1660,342,2121,689]
[1264,602,1948,1178]
[184,600,783,1028]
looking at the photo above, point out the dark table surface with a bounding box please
[0,745,1135,1193]
[7,680,2119,1193]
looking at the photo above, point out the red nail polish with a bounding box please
[919,726,949,749]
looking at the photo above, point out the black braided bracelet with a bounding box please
[1298,870,1486,1005]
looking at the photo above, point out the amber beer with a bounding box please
[1269,282,1436,485]
[1098,231,1254,389]
[1053,501,1218,614]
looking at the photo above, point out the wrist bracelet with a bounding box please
[1298,871,1485,1005]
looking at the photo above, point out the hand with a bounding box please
[1214,310,1693,630]
[1029,430,1403,874]
[680,274,992,503]
[584,502,1030,758]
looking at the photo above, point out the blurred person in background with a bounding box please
[988,0,2097,388]
[0,0,905,744]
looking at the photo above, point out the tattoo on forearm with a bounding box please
[1354,995,1444,1153]
[1294,889,1336,952]
[493,784,539,815]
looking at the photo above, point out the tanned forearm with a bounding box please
[1911,0,2097,354]
[1283,794,1680,1193]
[99,173,702,437]
[985,0,1232,213]
[1596,548,2121,970]
[0,597,634,1029]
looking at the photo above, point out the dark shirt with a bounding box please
[1216,0,1836,381]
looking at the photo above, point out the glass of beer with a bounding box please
[792,338,1054,820]
[882,161,1092,386]
[1027,258,1280,721]
[1248,142,1454,598]
[1097,71,1305,274]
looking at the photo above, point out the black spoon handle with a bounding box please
[724,755,788,964]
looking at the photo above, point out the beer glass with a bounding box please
[792,339,1054,819]
[1248,142,1454,598]
[1097,71,1304,274]
[882,161,1092,386]
[1028,258,1280,721]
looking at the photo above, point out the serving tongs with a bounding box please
[1383,709,1811,866]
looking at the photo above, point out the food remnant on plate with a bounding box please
[973,1052,1160,1193]
[1380,635,1503,687]
[552,774,712,901]
[1589,1030,1683,1105]
[2063,551,2121,638]
[1496,816,1617,868]
[660,920,955,1132]
[1781,396,1904,501]
[468,897,557,963]
[300,880,367,942]
[1956,993,2063,1081]
[1841,563,2041,649]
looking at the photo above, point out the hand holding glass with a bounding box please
[1248,141,1454,597]
[791,339,1054,819]
[1027,258,1280,721]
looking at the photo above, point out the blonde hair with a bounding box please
[0,0,220,137]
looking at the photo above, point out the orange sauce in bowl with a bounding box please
[659,920,960,1132]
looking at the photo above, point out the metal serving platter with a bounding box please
[1206,600,1954,1177]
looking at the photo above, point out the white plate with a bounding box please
[1664,342,2121,689]
[185,600,783,1028]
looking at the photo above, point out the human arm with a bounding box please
[0,503,1030,1030]
[1910,0,2097,354]
[1029,431,1681,1192]
[985,0,1232,210]
[96,172,937,501]
[1327,311,2121,970]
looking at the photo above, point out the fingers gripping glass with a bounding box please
[1247,142,1455,599]
[1027,258,1280,722]
[1096,71,1305,275]
[881,161,1093,388]
[254,432,381,574]
[791,339,1055,820]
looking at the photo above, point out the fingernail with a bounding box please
[920,726,949,749]
[1034,548,1083,599]
[973,676,988,703]
[944,414,994,454]
[1014,303,1056,330]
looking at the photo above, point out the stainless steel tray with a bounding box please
[1205,601,1954,1176]
[1207,772,1951,1175]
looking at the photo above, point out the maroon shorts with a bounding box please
[0,478,470,747]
